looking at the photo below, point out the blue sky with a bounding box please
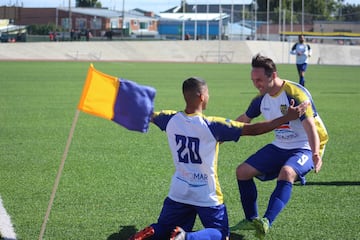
[4,0,360,14]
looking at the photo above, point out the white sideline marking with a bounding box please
[0,195,17,240]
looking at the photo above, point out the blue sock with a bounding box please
[299,76,305,86]
[237,179,258,220]
[264,180,292,225]
[186,228,222,240]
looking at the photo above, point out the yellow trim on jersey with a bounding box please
[213,142,223,204]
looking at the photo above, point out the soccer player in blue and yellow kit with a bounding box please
[231,54,328,240]
[128,77,308,240]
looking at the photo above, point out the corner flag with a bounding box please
[78,64,156,132]
[39,64,156,240]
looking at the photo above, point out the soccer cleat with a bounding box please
[170,226,186,240]
[230,219,256,231]
[253,218,270,240]
[128,226,155,240]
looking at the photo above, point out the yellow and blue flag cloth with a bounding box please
[78,64,156,132]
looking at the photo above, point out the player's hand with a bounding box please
[286,99,308,120]
[313,153,322,173]
[297,100,310,116]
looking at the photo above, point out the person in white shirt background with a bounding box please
[290,34,312,86]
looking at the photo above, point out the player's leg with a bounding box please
[237,144,284,219]
[155,197,196,239]
[299,68,305,86]
[262,179,293,227]
[296,64,304,86]
[235,161,260,221]
[128,197,196,240]
[263,149,313,226]
[250,148,295,239]
[191,204,228,240]
[299,63,308,86]
[170,227,222,240]
[232,144,283,231]
[185,228,222,240]
[169,204,226,240]
[235,145,288,239]
[236,175,258,221]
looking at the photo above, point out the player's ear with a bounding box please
[271,71,277,80]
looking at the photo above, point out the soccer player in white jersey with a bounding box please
[231,54,328,240]
[128,77,308,240]
[290,34,312,86]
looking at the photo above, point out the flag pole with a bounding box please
[39,109,81,240]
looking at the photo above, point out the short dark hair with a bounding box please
[182,77,207,96]
[251,54,277,77]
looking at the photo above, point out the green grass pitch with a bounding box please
[0,61,359,240]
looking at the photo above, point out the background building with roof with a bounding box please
[0,6,160,40]
[158,12,230,40]
[158,2,252,40]
[0,2,359,44]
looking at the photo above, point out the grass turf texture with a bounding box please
[0,61,359,240]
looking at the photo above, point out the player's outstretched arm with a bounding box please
[241,99,308,136]
[302,117,322,173]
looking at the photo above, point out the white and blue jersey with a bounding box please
[290,42,312,64]
[245,80,328,156]
[244,81,328,185]
[152,111,244,207]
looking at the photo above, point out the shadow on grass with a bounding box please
[107,225,137,240]
[107,226,246,240]
[230,232,246,239]
[296,181,360,186]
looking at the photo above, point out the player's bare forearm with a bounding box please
[241,99,307,136]
[236,113,251,123]
[241,117,287,136]
[303,117,322,173]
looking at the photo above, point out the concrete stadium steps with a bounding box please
[0,40,358,65]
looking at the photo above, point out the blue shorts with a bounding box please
[296,63,308,73]
[151,197,229,240]
[245,144,314,185]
